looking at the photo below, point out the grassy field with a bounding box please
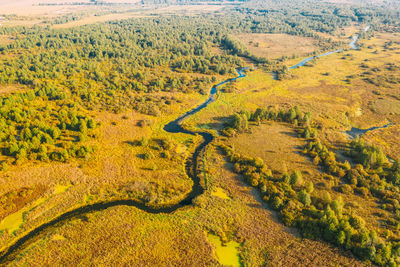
[50,4,227,28]
[233,33,318,59]
[227,121,395,239]
[5,142,365,266]
[188,29,400,144]
[0,88,208,249]
[52,13,153,28]
[229,123,310,174]
[176,29,400,264]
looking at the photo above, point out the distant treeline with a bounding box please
[239,0,400,33]
[38,1,132,6]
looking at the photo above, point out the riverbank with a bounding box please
[0,69,249,264]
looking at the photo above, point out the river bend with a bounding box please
[0,69,248,264]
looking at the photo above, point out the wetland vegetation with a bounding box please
[0,0,400,266]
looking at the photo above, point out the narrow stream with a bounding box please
[283,26,391,138]
[346,122,393,139]
[289,48,344,69]
[344,26,394,138]
[0,69,248,264]
[288,25,369,69]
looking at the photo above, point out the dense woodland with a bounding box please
[0,17,245,165]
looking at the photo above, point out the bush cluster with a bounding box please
[220,106,400,266]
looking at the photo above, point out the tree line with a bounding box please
[220,106,400,266]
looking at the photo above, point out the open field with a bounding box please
[362,125,400,159]
[229,123,310,174]
[0,84,26,95]
[0,1,93,16]
[0,0,226,27]
[0,0,140,15]
[51,12,153,28]
[234,33,318,59]
[188,30,400,147]
[50,4,227,28]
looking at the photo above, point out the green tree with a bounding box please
[298,190,311,206]
[331,196,343,217]
[79,120,87,133]
[87,118,96,129]
[306,181,314,193]
[290,171,303,186]
[139,137,148,147]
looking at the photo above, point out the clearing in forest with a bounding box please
[233,33,317,59]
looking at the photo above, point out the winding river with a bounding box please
[0,69,248,264]
[0,25,378,263]
[289,26,370,69]
[289,48,344,69]
[286,26,392,138]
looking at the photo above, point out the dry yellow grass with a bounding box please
[229,122,309,174]
[0,84,26,95]
[0,36,15,45]
[0,89,209,251]
[184,30,400,243]
[372,99,400,115]
[52,13,153,29]
[363,125,400,159]
[208,145,365,266]
[51,4,226,28]
[4,143,365,266]
[0,1,135,16]
[227,121,395,242]
[375,32,400,42]
[190,30,400,146]
[234,33,317,59]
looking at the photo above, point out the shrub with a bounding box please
[143,151,154,160]
[87,118,96,128]
[137,119,152,127]
[290,171,303,186]
[271,196,283,210]
[161,151,171,159]
[339,184,353,194]
[306,181,314,193]
[355,187,370,198]
[298,190,311,206]
[78,133,87,142]
[331,197,344,216]
[139,137,148,147]
[349,215,366,229]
